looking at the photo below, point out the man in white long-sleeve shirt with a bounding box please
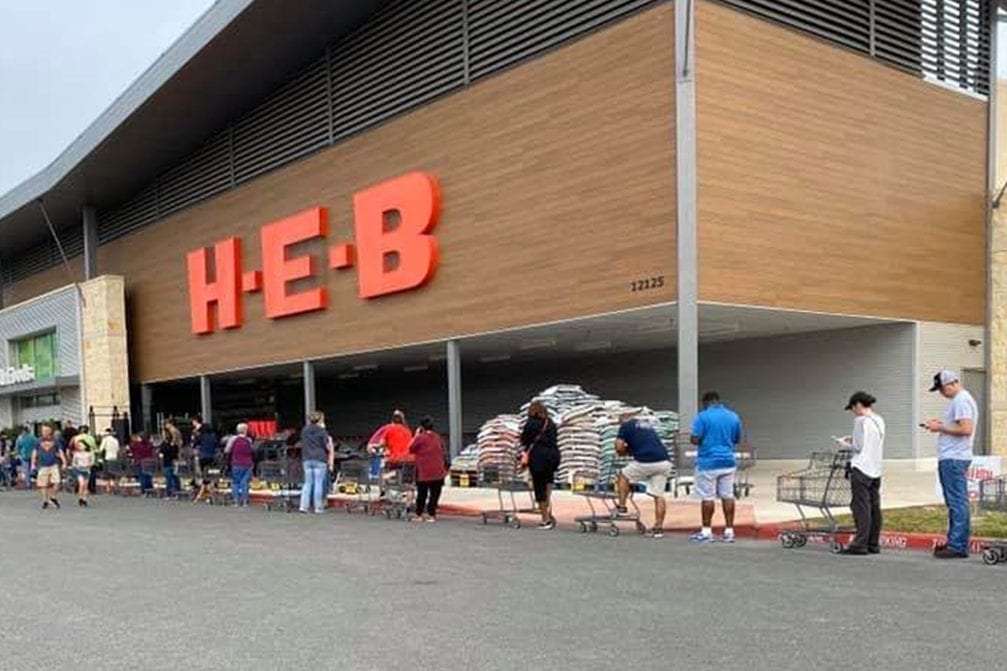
[840,391,885,556]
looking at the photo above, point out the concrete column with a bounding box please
[675,0,699,429]
[199,375,212,425]
[447,340,463,459]
[988,10,1005,456]
[303,360,316,423]
[141,384,153,434]
[83,205,98,280]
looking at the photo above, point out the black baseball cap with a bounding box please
[845,391,876,410]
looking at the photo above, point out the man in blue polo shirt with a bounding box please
[689,391,743,544]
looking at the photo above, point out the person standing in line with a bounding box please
[299,412,334,514]
[159,427,181,499]
[192,416,219,504]
[229,423,255,508]
[689,391,743,544]
[409,417,449,523]
[839,392,885,556]
[99,427,120,492]
[615,413,672,538]
[520,402,560,530]
[16,425,38,490]
[925,369,979,560]
[69,431,95,507]
[31,426,66,510]
[128,434,155,495]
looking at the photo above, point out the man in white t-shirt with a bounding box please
[925,369,978,559]
[839,391,885,556]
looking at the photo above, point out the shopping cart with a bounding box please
[734,446,756,498]
[376,461,416,520]
[336,459,377,514]
[776,450,853,553]
[264,454,303,513]
[978,476,1007,566]
[572,464,648,537]
[478,464,538,529]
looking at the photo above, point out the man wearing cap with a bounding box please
[925,369,978,559]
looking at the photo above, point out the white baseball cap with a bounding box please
[929,369,959,392]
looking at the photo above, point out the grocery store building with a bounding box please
[0,0,1000,464]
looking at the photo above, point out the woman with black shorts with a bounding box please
[520,401,560,530]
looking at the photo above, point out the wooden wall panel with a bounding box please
[3,6,676,382]
[697,1,986,324]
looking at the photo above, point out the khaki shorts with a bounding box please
[37,466,60,488]
[621,460,671,497]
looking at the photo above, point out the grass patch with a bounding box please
[813,505,1007,538]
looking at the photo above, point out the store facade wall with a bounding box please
[917,321,986,457]
[695,1,987,324]
[0,285,82,428]
[699,323,916,461]
[3,4,680,384]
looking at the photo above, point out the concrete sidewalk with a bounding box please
[400,461,944,531]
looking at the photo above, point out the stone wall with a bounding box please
[80,276,130,424]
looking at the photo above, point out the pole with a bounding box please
[199,375,212,425]
[676,0,699,429]
[83,205,98,280]
[447,339,463,459]
[303,360,316,423]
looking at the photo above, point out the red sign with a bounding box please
[186,172,441,335]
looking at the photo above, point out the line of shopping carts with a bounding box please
[334,458,416,520]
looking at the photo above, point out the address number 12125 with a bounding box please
[631,275,665,292]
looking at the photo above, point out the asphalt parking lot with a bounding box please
[0,491,1002,671]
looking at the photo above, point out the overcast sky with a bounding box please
[0,0,215,194]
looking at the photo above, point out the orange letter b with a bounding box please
[353,172,441,299]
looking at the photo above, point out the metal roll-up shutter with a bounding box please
[232,58,331,184]
[467,0,662,82]
[97,187,158,245]
[330,0,465,142]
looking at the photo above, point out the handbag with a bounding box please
[520,418,550,468]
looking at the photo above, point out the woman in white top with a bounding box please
[840,391,885,555]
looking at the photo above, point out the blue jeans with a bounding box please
[138,471,153,493]
[938,459,971,553]
[299,460,327,512]
[232,467,252,505]
[163,467,180,496]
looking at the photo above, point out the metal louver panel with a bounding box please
[233,58,330,184]
[156,133,232,217]
[330,0,465,142]
[717,0,990,97]
[468,0,661,81]
[97,187,158,245]
[714,0,870,52]
[875,0,990,95]
[8,226,82,283]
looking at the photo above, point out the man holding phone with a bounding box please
[925,369,978,559]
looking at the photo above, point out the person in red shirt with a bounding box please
[128,434,155,495]
[368,410,413,463]
[409,417,448,522]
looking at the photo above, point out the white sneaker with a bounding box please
[688,531,714,544]
[720,533,736,544]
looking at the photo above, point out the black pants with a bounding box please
[849,468,882,551]
[415,479,444,517]
[88,467,98,494]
